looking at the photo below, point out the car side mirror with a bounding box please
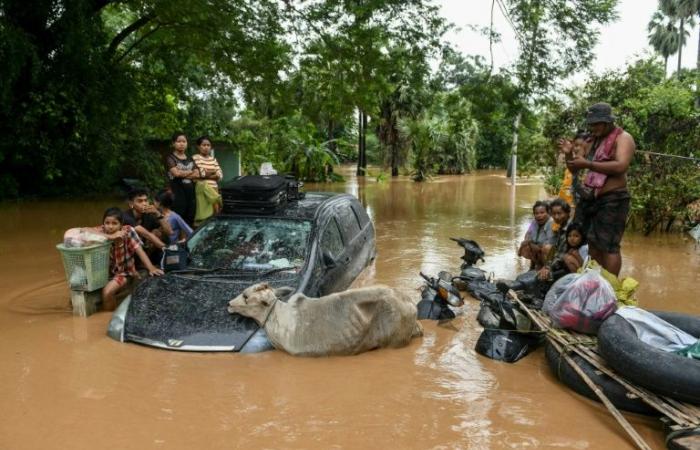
[322,250,336,268]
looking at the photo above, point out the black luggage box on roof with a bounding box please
[221,175,303,214]
[223,175,287,200]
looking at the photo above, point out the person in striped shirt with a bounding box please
[192,136,223,191]
[192,135,223,223]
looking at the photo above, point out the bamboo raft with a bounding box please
[508,291,700,450]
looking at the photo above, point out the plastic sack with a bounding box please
[676,341,700,360]
[543,273,578,313]
[548,270,617,334]
[69,266,86,289]
[475,328,543,363]
[259,162,277,175]
[689,223,700,244]
[585,260,639,307]
[63,227,108,248]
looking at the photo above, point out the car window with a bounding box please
[338,204,360,238]
[321,218,344,257]
[352,203,369,228]
[187,218,311,270]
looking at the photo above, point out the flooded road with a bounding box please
[1,169,698,449]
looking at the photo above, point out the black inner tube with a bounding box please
[598,310,700,405]
[544,340,658,416]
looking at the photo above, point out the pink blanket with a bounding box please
[584,127,623,189]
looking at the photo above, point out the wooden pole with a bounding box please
[510,291,652,450]
[519,297,695,426]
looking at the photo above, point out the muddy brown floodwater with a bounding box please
[1,169,698,449]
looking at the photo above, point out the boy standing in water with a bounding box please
[98,208,163,310]
[560,103,635,276]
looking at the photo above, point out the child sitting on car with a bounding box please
[97,207,163,310]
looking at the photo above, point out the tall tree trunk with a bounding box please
[696,18,700,108]
[357,109,365,177]
[327,119,335,152]
[511,0,541,183]
[664,55,668,76]
[677,17,684,75]
[390,114,399,177]
[510,111,521,185]
[361,111,368,174]
[326,119,335,177]
[697,15,700,71]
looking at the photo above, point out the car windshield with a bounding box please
[187,217,312,271]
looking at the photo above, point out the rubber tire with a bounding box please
[598,310,700,405]
[544,341,658,416]
[666,427,700,450]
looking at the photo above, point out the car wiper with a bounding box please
[259,266,299,277]
[198,266,299,279]
[170,266,232,275]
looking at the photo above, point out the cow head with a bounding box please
[228,282,278,324]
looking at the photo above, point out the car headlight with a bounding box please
[106,295,130,342]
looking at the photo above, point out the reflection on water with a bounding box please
[1,168,697,449]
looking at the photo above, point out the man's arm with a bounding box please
[567,133,635,175]
[589,133,635,175]
[158,216,173,237]
[134,225,166,250]
[142,205,173,237]
[134,246,164,276]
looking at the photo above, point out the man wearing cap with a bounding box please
[560,102,635,276]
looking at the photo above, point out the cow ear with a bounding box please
[274,286,294,300]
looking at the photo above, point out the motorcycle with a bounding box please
[416,271,464,320]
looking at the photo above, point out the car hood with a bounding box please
[123,272,299,351]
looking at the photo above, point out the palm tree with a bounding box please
[659,0,695,74]
[676,0,700,71]
[648,11,681,74]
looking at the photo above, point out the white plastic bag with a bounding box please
[69,266,86,289]
[543,273,578,313]
[259,162,277,175]
[548,270,617,334]
[63,228,108,248]
[690,224,700,244]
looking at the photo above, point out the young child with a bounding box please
[538,200,579,281]
[98,207,163,310]
[561,223,586,273]
[558,132,591,206]
[518,200,554,269]
[155,190,193,245]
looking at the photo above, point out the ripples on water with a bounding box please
[0,169,696,449]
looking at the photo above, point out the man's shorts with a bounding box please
[588,190,631,254]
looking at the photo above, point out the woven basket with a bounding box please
[56,242,111,291]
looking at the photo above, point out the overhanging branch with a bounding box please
[107,12,156,58]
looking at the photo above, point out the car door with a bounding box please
[318,215,347,295]
[334,202,366,287]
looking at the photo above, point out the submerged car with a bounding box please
[108,191,376,352]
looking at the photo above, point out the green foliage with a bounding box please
[398,91,479,181]
[542,165,565,196]
[542,58,700,232]
[504,0,619,96]
[0,0,286,198]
